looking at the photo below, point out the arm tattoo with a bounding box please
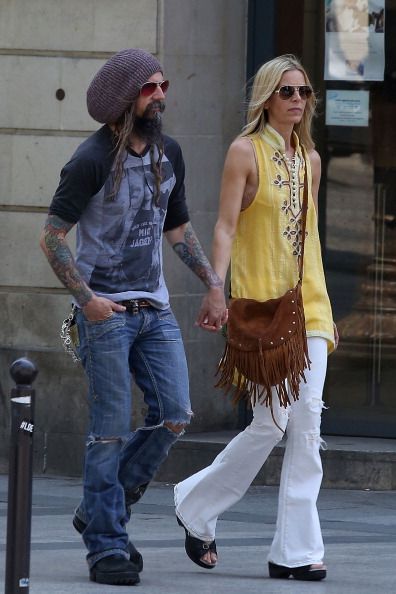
[41,215,93,306]
[172,222,223,289]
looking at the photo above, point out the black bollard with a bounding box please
[5,358,38,594]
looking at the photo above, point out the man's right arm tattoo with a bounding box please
[41,214,93,306]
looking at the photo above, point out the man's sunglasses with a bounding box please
[139,80,170,97]
[274,85,313,100]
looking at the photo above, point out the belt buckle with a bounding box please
[130,299,139,314]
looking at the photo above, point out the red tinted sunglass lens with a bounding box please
[140,82,157,96]
[161,80,170,93]
[140,80,170,96]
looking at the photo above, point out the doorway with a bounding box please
[318,2,396,437]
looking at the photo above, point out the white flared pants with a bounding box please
[174,337,328,568]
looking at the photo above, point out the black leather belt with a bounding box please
[119,299,152,314]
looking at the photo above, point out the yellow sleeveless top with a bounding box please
[231,125,334,352]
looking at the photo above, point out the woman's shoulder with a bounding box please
[306,148,321,180]
[225,135,257,171]
[229,135,256,154]
[306,148,321,165]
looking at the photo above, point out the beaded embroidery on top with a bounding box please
[272,149,306,257]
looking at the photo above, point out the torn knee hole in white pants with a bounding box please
[303,431,327,450]
[306,395,325,413]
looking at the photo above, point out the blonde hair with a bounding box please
[241,54,316,150]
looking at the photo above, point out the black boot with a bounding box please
[73,516,143,572]
[74,482,148,573]
[89,554,140,585]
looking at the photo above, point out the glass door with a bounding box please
[321,1,396,437]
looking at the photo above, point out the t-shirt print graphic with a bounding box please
[89,160,174,293]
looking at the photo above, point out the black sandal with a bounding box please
[177,516,217,569]
[268,561,327,581]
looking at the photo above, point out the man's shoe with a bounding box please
[73,514,143,572]
[74,483,148,572]
[89,554,140,585]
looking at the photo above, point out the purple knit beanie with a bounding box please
[87,48,163,124]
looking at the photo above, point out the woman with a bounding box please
[174,55,337,581]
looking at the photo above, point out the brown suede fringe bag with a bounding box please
[215,165,310,416]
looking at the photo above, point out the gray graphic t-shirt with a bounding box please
[49,125,190,308]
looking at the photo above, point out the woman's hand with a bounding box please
[195,286,228,332]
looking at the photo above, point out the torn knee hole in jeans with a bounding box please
[164,421,187,435]
[86,435,123,447]
[163,408,193,435]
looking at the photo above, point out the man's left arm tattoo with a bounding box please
[172,223,223,289]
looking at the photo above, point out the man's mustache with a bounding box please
[144,100,166,116]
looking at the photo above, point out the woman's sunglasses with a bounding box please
[274,85,313,100]
[139,80,170,97]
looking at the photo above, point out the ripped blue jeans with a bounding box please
[75,306,192,566]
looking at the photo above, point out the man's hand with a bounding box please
[82,295,126,322]
[195,286,228,332]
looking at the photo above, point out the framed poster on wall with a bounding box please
[324,0,385,80]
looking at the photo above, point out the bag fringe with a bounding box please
[215,299,310,412]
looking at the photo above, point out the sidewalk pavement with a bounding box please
[1,474,396,594]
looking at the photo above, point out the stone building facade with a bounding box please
[0,0,247,474]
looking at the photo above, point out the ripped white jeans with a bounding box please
[174,337,328,568]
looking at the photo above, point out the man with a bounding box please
[40,48,226,586]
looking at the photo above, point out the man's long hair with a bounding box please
[108,106,164,205]
[241,54,316,150]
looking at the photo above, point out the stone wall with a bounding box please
[0,0,247,475]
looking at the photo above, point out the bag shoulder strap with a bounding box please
[297,147,309,283]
